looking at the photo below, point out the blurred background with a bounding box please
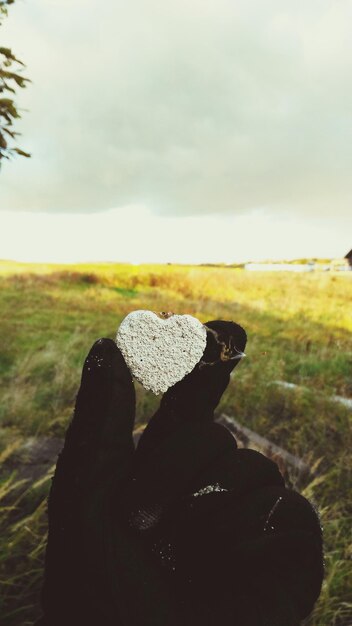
[0,1,351,624]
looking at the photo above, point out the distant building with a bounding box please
[330,251,351,271]
[345,249,352,269]
[243,253,352,272]
[244,263,314,272]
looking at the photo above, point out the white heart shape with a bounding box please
[115,310,207,395]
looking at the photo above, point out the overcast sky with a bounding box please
[0,0,351,262]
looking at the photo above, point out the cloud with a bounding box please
[0,0,351,217]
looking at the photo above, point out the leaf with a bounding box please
[0,131,7,148]
[0,1,31,164]
[12,147,31,157]
[0,70,30,86]
[0,80,16,94]
[2,126,17,137]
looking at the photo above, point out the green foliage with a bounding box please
[0,0,31,162]
[0,262,351,625]
[0,0,15,17]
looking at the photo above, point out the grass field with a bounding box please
[0,260,351,625]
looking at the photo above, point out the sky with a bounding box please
[0,0,351,263]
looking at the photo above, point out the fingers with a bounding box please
[62,337,136,491]
[175,484,323,623]
[228,502,324,622]
[40,339,136,624]
[132,429,285,508]
[154,483,323,625]
[202,320,247,369]
[162,320,247,416]
[136,320,247,457]
[131,421,237,506]
[47,337,135,534]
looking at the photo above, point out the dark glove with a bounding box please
[36,320,324,626]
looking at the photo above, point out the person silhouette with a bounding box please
[35,320,324,626]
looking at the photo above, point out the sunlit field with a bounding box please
[0,261,351,625]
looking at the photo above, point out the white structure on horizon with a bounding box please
[245,255,352,271]
[245,263,315,272]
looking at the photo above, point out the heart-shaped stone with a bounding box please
[115,310,207,395]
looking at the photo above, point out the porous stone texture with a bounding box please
[116,310,207,395]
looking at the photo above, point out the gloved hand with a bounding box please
[36,320,324,626]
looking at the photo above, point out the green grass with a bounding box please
[0,261,351,625]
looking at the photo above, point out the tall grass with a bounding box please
[0,261,351,625]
